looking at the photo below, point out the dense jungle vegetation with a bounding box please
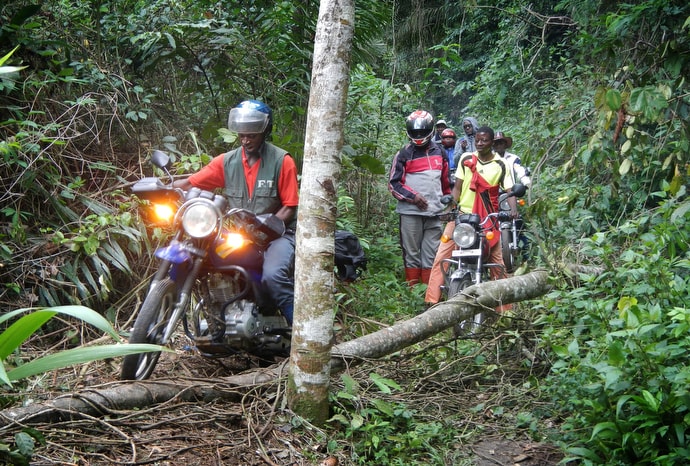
[1,0,690,464]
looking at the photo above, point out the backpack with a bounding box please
[334,230,367,282]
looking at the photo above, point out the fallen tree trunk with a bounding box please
[0,369,283,426]
[330,269,552,369]
[1,269,556,426]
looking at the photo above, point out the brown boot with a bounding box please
[495,303,513,313]
[404,268,422,287]
[420,268,431,285]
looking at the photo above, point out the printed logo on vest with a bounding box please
[258,179,275,188]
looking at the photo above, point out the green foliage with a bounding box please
[340,64,417,230]
[539,190,690,464]
[0,430,43,466]
[328,373,455,465]
[0,306,167,388]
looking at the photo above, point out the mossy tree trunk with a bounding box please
[288,0,355,425]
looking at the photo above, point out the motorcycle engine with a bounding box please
[224,300,289,349]
[194,273,290,357]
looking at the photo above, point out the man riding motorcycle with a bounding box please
[424,126,519,308]
[173,100,299,324]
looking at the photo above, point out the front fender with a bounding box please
[155,241,193,283]
[155,241,192,264]
[449,268,473,283]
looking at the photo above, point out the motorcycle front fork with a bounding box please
[160,257,204,344]
[503,220,519,250]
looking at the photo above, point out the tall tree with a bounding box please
[288,0,354,424]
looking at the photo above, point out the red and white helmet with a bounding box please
[405,110,434,147]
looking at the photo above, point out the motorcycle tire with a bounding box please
[449,276,483,337]
[121,278,177,380]
[501,229,519,274]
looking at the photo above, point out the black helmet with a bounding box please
[227,99,273,135]
[406,110,434,147]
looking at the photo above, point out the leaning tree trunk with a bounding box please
[288,0,355,425]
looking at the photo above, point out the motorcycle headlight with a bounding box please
[453,222,477,249]
[181,201,219,238]
[153,203,175,222]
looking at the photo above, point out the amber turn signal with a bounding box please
[153,204,174,222]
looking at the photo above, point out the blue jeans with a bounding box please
[262,233,295,324]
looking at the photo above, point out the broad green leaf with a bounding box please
[0,46,20,66]
[341,373,359,395]
[616,395,634,418]
[671,200,690,223]
[603,367,623,390]
[552,345,568,358]
[590,421,619,441]
[662,153,675,170]
[564,447,603,462]
[605,88,622,110]
[617,296,638,312]
[619,158,632,176]
[369,372,401,393]
[0,66,27,75]
[620,140,631,154]
[371,434,380,448]
[629,86,668,121]
[0,312,56,359]
[6,344,169,381]
[640,390,659,413]
[608,340,625,365]
[350,413,364,429]
[14,432,35,457]
[0,306,120,341]
[371,398,394,416]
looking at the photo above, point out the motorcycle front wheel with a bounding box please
[501,228,520,274]
[121,278,177,380]
[449,276,482,337]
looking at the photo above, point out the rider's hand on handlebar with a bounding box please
[412,194,429,211]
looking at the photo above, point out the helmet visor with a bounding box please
[228,108,269,134]
[408,128,432,139]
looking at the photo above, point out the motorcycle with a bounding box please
[121,150,291,380]
[499,188,527,274]
[439,184,527,333]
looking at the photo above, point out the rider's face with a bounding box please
[475,132,493,156]
[493,140,507,155]
[239,133,265,156]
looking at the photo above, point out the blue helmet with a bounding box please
[227,99,273,135]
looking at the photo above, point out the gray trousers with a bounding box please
[399,214,442,269]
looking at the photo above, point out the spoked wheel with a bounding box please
[121,278,177,380]
[449,276,482,337]
[501,229,520,274]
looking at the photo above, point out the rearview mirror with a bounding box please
[151,150,171,170]
[511,183,527,197]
